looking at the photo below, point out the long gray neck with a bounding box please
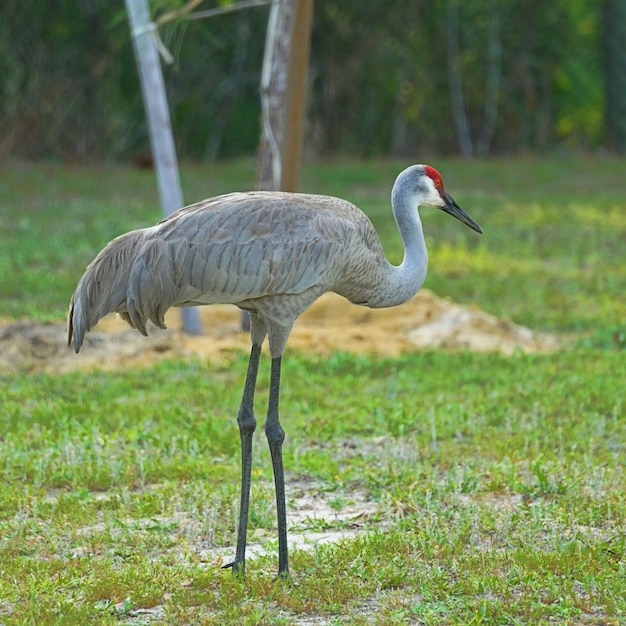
[367,183,428,308]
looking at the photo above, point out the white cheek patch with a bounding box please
[423,184,444,208]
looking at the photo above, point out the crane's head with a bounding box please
[399,164,483,234]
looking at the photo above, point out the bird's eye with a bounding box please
[435,179,441,188]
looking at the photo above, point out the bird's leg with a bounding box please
[224,342,261,576]
[265,355,289,578]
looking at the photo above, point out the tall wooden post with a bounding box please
[257,0,314,192]
[281,0,314,191]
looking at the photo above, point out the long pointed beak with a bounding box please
[441,192,483,234]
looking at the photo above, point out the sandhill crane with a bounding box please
[68,164,482,577]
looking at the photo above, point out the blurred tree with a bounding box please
[257,0,296,191]
[0,1,135,159]
[159,5,268,160]
[125,0,202,335]
[0,0,611,160]
[446,0,501,156]
[602,0,626,152]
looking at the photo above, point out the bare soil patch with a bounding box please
[0,290,558,374]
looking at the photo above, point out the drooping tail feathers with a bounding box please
[68,228,177,353]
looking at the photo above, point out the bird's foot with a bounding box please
[275,568,291,583]
[222,560,245,576]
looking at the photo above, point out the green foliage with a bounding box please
[0,0,615,159]
[603,0,626,152]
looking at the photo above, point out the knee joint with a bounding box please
[265,420,285,445]
[237,407,257,435]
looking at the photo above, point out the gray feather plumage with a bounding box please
[68,191,388,352]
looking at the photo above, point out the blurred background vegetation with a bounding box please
[1,0,625,162]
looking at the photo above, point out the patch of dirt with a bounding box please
[0,290,559,374]
[194,479,382,567]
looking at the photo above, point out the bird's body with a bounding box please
[69,190,426,354]
[68,164,482,577]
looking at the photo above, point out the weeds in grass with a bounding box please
[1,349,625,623]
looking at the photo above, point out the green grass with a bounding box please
[0,157,625,624]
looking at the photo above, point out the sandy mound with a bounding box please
[0,290,559,374]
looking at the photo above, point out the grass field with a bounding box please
[0,157,625,624]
